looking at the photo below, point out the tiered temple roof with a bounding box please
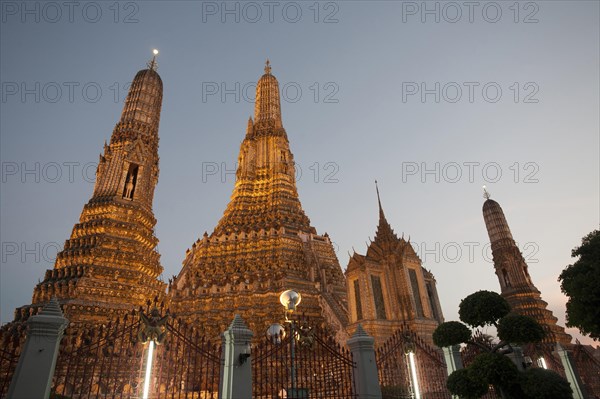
[11,57,166,325]
[171,62,349,341]
[345,183,443,345]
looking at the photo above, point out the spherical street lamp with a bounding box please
[279,290,301,395]
[279,290,302,313]
[267,323,286,344]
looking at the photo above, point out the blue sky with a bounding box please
[1,1,598,345]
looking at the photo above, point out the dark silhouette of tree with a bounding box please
[521,368,573,399]
[559,230,600,340]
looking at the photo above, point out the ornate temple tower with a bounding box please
[482,189,571,345]
[171,61,349,341]
[12,55,167,325]
[345,184,443,346]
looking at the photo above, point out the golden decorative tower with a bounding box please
[171,61,349,341]
[12,54,166,325]
[482,189,571,345]
[345,183,443,346]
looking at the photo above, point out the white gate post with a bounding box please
[220,314,253,399]
[7,298,69,399]
[442,345,463,399]
[442,344,463,374]
[347,324,382,399]
[556,343,585,399]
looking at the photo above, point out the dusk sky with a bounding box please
[1,1,598,345]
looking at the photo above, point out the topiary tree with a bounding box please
[446,368,488,399]
[497,313,545,345]
[433,290,571,399]
[459,290,511,328]
[435,291,543,352]
[432,321,471,348]
[520,368,573,399]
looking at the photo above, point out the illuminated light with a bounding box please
[408,351,421,399]
[538,357,548,369]
[142,340,155,399]
[153,49,159,55]
[279,290,301,311]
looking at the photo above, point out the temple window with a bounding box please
[426,282,440,322]
[353,280,363,320]
[371,275,386,320]
[409,269,424,317]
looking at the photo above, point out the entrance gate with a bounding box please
[50,304,221,398]
[376,325,450,399]
[252,319,357,398]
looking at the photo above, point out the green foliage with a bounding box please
[440,290,572,398]
[459,290,511,327]
[433,321,471,347]
[470,352,520,389]
[446,368,489,399]
[497,313,545,344]
[559,229,600,340]
[521,368,573,399]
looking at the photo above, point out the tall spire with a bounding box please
[482,196,514,243]
[373,180,397,243]
[172,61,349,342]
[482,194,571,345]
[376,180,385,221]
[254,59,283,130]
[16,56,166,326]
[212,61,309,235]
[117,52,163,137]
[91,54,163,210]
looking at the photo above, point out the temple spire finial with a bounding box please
[483,185,491,200]
[372,180,398,243]
[148,49,159,71]
[375,180,384,219]
[264,59,271,74]
[375,180,383,212]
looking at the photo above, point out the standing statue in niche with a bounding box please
[124,175,135,199]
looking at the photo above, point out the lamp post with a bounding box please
[403,335,421,399]
[142,340,155,399]
[279,289,302,397]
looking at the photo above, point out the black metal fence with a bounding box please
[252,318,357,398]
[376,325,451,399]
[50,304,221,399]
[521,341,600,398]
[0,325,24,397]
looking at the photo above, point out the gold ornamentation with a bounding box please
[138,307,169,344]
